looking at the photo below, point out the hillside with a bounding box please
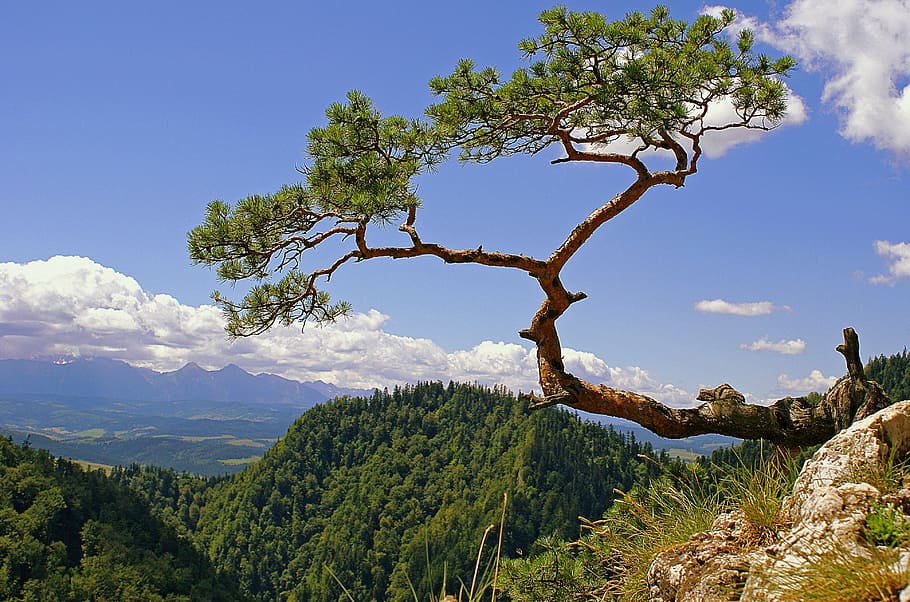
[498,348,910,601]
[866,348,910,402]
[5,345,908,601]
[0,436,244,601]
[0,358,372,474]
[180,382,666,601]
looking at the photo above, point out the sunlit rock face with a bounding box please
[647,399,910,602]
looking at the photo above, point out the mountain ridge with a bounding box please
[0,357,372,405]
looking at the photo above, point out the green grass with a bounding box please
[719,451,800,542]
[224,438,267,448]
[178,435,233,442]
[665,448,701,462]
[218,456,262,466]
[764,543,910,601]
[844,445,910,496]
[865,502,910,548]
[72,428,106,439]
[595,476,723,601]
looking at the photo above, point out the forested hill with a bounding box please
[0,437,244,601]
[185,382,666,601]
[866,348,910,402]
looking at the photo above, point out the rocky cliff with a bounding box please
[648,400,910,602]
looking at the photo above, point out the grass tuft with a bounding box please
[842,445,910,495]
[719,449,800,543]
[765,543,910,602]
[600,478,722,600]
[865,502,910,548]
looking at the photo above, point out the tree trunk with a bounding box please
[525,327,890,448]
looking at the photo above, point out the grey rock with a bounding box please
[647,400,910,602]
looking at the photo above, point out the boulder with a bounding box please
[646,400,910,602]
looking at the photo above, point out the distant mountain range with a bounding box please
[0,357,738,472]
[0,357,372,406]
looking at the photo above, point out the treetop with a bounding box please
[185,5,848,450]
[189,5,796,339]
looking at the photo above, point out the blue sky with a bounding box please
[1,1,908,404]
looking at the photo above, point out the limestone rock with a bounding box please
[646,400,910,602]
[647,510,758,601]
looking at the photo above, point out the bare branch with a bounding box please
[524,326,891,448]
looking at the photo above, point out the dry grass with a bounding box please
[764,543,909,602]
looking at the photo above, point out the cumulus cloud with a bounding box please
[870,240,910,285]
[560,349,692,406]
[694,299,776,316]
[583,91,807,160]
[777,369,838,393]
[697,91,808,157]
[709,1,910,158]
[0,256,691,404]
[740,336,806,355]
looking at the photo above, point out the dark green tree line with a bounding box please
[0,437,244,601]
[191,382,666,601]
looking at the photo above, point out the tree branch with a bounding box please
[354,220,548,275]
[523,327,891,448]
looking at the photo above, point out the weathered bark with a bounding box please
[523,327,891,448]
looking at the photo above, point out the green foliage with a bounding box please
[430,6,793,162]
[187,90,442,337]
[189,5,795,337]
[0,437,244,601]
[718,448,801,540]
[108,464,218,536]
[190,382,666,601]
[499,536,588,602]
[865,502,910,548]
[866,348,910,402]
[306,91,441,219]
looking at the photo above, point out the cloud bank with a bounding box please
[870,240,910,285]
[708,0,910,158]
[694,299,777,316]
[585,92,807,161]
[0,256,692,405]
[741,336,806,355]
[777,369,838,393]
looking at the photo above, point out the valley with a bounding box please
[0,359,737,475]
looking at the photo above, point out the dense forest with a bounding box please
[0,437,243,601]
[124,382,667,601]
[866,348,910,402]
[2,348,908,601]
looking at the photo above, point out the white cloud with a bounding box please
[870,240,910,284]
[560,349,692,407]
[0,256,691,404]
[777,369,838,393]
[582,91,807,161]
[696,92,808,157]
[694,298,776,316]
[740,336,806,355]
[713,0,910,158]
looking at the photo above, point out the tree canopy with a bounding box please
[189,5,888,447]
[184,382,666,601]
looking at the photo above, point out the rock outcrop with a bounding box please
[647,399,910,602]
